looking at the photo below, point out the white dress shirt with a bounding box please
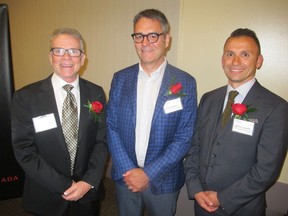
[51,73,80,123]
[223,78,256,112]
[135,60,167,167]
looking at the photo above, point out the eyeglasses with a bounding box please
[131,32,165,43]
[50,48,83,57]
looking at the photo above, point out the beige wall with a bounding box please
[3,0,288,214]
[5,0,179,93]
[4,0,288,188]
[178,0,288,184]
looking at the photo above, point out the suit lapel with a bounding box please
[126,65,139,127]
[215,89,227,127]
[212,87,229,138]
[78,78,90,144]
[38,76,69,152]
[241,81,261,106]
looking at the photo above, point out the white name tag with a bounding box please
[32,113,57,133]
[163,98,183,114]
[232,118,255,136]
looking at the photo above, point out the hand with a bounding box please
[123,168,149,192]
[205,191,220,208]
[194,191,218,212]
[62,181,92,201]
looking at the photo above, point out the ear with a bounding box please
[221,55,225,67]
[256,54,264,69]
[80,53,86,66]
[164,33,171,48]
[48,52,53,65]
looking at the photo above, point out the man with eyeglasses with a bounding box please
[107,9,197,216]
[11,28,108,216]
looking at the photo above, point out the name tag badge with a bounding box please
[163,98,183,114]
[32,113,57,133]
[232,118,255,136]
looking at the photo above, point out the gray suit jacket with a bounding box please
[185,81,288,215]
[12,75,108,215]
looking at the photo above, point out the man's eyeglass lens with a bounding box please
[50,48,82,57]
[131,33,165,43]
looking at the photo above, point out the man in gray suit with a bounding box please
[184,28,288,215]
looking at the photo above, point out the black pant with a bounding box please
[34,200,100,216]
[68,200,100,216]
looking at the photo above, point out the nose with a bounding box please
[142,35,150,46]
[232,55,240,65]
[62,50,72,59]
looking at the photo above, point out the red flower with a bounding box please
[170,82,183,95]
[165,78,186,97]
[84,100,103,122]
[232,103,257,121]
[232,103,247,116]
[91,101,103,113]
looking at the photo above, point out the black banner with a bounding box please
[0,4,24,200]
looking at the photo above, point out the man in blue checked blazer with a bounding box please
[107,9,197,216]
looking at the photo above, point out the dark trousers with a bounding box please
[115,182,179,216]
[34,200,100,216]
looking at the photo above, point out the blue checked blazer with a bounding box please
[107,63,197,194]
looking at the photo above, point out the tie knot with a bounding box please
[228,90,239,100]
[63,84,74,93]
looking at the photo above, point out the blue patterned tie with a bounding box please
[62,84,78,174]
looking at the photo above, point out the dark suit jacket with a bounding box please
[107,63,197,194]
[11,75,108,215]
[185,81,288,215]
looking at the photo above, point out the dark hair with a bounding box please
[225,28,261,54]
[133,9,170,33]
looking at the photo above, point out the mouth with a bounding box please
[141,46,154,52]
[229,67,243,73]
[60,63,73,68]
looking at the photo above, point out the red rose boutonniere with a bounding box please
[165,78,186,97]
[84,100,103,122]
[232,103,257,121]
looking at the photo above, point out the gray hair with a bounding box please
[133,9,170,33]
[50,28,84,51]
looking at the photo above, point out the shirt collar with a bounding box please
[227,78,256,99]
[138,58,167,80]
[51,73,79,91]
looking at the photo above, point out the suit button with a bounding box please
[212,153,216,158]
[209,165,214,169]
[216,142,221,146]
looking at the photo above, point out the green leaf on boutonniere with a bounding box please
[84,100,103,122]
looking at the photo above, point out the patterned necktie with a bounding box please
[221,90,239,127]
[62,84,78,174]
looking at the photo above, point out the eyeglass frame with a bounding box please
[131,32,166,43]
[50,47,84,57]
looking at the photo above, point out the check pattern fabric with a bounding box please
[62,84,78,174]
[107,64,197,194]
[221,90,239,127]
